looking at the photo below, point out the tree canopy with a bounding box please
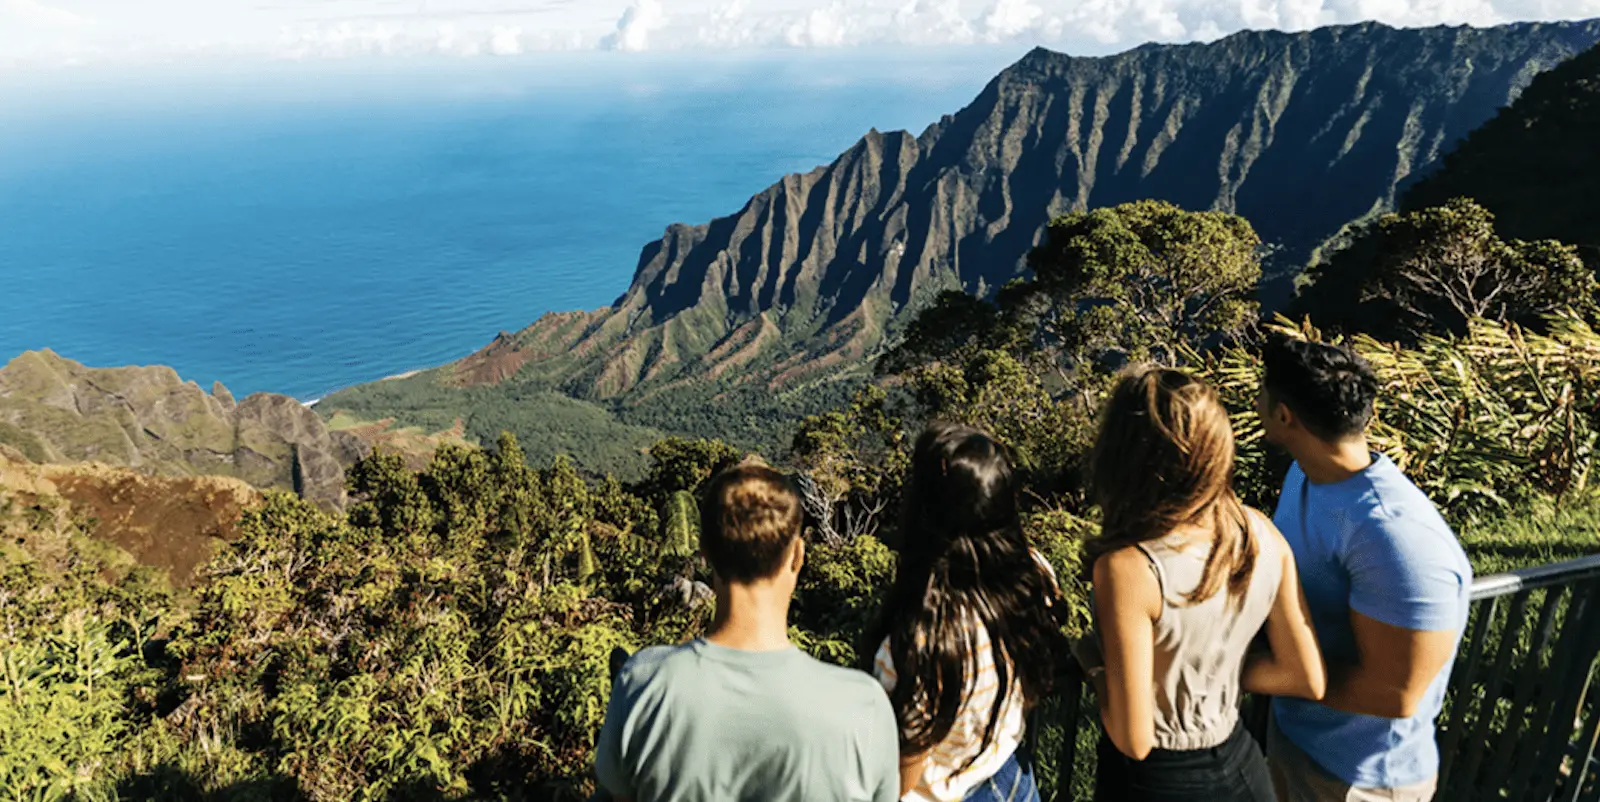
[1297,198,1594,341]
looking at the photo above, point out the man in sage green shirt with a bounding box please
[594,462,901,802]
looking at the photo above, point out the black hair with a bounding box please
[1262,335,1379,441]
[866,422,1065,766]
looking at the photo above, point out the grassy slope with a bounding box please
[319,344,869,478]
[1457,490,1600,577]
[319,370,666,479]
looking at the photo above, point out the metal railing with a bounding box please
[1037,554,1600,802]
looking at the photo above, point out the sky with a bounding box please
[3,0,1600,70]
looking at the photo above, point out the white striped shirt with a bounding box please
[873,620,1026,802]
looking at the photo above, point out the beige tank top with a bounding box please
[1133,513,1280,751]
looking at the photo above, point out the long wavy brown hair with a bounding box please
[867,422,1066,766]
[1086,367,1257,605]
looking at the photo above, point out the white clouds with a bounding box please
[601,0,668,51]
[982,0,1045,40]
[3,0,87,27]
[489,25,524,54]
[891,0,976,45]
[4,0,1600,70]
[785,2,853,46]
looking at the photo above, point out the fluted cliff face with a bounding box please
[446,20,1600,405]
[1405,40,1600,255]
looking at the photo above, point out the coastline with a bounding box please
[302,367,429,409]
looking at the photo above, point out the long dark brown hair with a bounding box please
[1086,366,1257,605]
[867,422,1066,764]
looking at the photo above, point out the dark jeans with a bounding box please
[964,748,1040,802]
[1094,721,1275,802]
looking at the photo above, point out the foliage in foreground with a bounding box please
[1199,313,1600,522]
[7,198,1600,799]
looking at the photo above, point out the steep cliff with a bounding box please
[1405,42,1600,256]
[324,19,1600,458]
[0,350,368,509]
[476,21,1600,395]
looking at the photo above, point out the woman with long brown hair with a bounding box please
[1077,367,1324,801]
[868,422,1068,802]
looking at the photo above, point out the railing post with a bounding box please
[1440,594,1500,783]
[1446,589,1534,800]
[1480,586,1568,796]
[1518,581,1600,802]
[1053,672,1086,801]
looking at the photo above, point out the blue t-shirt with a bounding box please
[1271,455,1473,788]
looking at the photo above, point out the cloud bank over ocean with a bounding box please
[4,0,1599,69]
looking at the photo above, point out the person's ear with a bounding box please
[1269,397,1295,430]
[1267,392,1292,429]
[790,537,805,574]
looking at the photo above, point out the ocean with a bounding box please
[0,48,1023,401]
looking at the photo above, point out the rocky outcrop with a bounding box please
[457,20,1600,403]
[0,448,260,586]
[0,350,370,510]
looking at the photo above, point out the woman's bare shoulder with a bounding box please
[1092,545,1158,587]
[1243,506,1292,554]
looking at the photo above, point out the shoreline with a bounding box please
[301,366,434,409]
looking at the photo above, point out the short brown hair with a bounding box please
[699,464,803,583]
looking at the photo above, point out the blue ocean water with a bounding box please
[0,48,1022,401]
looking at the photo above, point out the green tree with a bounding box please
[644,437,741,497]
[1018,200,1262,369]
[900,349,1096,501]
[1298,198,1595,341]
[877,290,1010,376]
[790,386,909,543]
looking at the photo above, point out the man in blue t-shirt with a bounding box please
[1257,336,1472,802]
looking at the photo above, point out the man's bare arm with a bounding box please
[1318,610,1458,719]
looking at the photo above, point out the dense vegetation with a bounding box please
[1296,198,1594,341]
[320,357,865,482]
[9,184,1600,799]
[318,383,667,481]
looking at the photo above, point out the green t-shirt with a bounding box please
[595,639,900,802]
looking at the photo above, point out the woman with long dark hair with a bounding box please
[868,422,1067,802]
[1078,367,1324,801]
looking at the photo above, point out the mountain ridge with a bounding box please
[316,19,1600,457]
[318,20,1600,464]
